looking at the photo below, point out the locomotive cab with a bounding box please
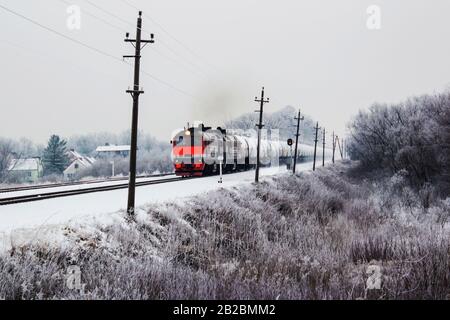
[172,127,205,177]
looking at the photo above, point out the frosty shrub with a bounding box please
[347,90,450,196]
[0,161,449,300]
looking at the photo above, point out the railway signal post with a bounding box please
[254,87,270,183]
[123,11,155,217]
[287,138,293,170]
[293,109,304,174]
[313,122,320,171]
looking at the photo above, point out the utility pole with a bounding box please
[254,87,269,183]
[293,109,304,174]
[336,136,343,159]
[123,11,154,217]
[332,131,335,164]
[342,139,347,159]
[322,128,326,167]
[313,122,320,171]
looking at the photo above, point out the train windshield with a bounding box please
[173,131,202,146]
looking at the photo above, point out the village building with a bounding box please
[8,158,44,183]
[63,150,96,180]
[95,144,131,158]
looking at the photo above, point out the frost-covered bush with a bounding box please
[0,162,449,300]
[348,90,450,195]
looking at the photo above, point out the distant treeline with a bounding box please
[225,106,316,145]
[0,130,173,182]
[348,90,450,194]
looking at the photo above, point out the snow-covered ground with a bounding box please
[0,162,317,251]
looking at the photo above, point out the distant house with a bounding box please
[95,144,131,158]
[8,158,44,183]
[64,150,96,180]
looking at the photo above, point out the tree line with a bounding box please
[0,131,173,184]
[225,105,316,144]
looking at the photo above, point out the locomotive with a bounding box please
[171,123,326,177]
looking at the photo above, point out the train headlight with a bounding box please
[185,130,191,136]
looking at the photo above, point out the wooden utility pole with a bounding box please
[322,128,326,167]
[123,11,154,217]
[313,122,320,171]
[342,139,347,159]
[254,87,269,183]
[332,131,335,164]
[336,136,343,159]
[293,109,304,174]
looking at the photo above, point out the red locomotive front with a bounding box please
[172,127,206,177]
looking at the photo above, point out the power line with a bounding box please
[0,3,122,62]
[0,3,198,99]
[82,0,212,79]
[0,38,124,82]
[118,0,217,71]
[152,46,209,80]
[84,0,134,28]
[58,0,128,33]
[60,0,209,80]
[122,60,198,99]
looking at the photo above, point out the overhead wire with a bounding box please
[83,0,214,79]
[118,0,218,72]
[0,2,198,99]
[58,0,209,80]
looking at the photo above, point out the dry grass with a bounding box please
[1,161,449,300]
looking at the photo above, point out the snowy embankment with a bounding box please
[0,164,311,251]
[0,160,449,300]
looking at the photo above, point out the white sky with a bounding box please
[0,0,449,143]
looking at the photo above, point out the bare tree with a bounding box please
[0,138,15,183]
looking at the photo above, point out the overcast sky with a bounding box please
[1,0,449,143]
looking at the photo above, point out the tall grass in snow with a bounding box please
[0,161,449,299]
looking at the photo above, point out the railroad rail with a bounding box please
[0,173,175,194]
[0,176,187,206]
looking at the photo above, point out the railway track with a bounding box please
[0,173,174,194]
[0,176,187,206]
